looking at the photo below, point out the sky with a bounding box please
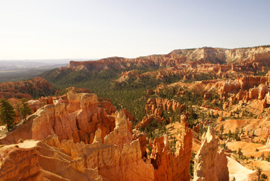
[0,0,270,60]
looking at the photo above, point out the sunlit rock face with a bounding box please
[0,81,196,181]
[194,127,229,181]
[149,118,193,181]
[0,92,117,145]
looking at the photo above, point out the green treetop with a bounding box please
[0,99,16,131]
[18,98,32,121]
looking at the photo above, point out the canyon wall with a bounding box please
[65,47,270,73]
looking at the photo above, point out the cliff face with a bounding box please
[104,110,133,151]
[194,127,229,181]
[157,72,270,105]
[0,142,44,181]
[169,46,270,64]
[150,119,192,181]
[40,46,270,93]
[65,46,270,73]
[0,77,53,99]
[0,92,116,145]
[0,139,103,181]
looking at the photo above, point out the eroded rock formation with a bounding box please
[150,118,192,181]
[0,92,116,145]
[0,141,44,181]
[137,97,186,129]
[0,92,194,181]
[194,127,229,181]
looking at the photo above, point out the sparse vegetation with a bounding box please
[256,167,262,181]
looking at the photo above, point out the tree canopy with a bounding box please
[18,98,32,121]
[0,99,16,131]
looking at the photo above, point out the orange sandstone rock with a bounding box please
[194,127,229,181]
[150,118,193,181]
[0,144,44,181]
[0,92,116,145]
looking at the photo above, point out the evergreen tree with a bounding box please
[256,167,262,181]
[199,124,204,138]
[266,153,270,162]
[0,99,16,131]
[18,98,32,121]
[237,148,243,159]
[234,129,240,141]
[201,113,205,122]
[220,125,224,136]
[228,130,232,139]
[222,142,227,151]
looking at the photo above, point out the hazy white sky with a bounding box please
[0,0,269,60]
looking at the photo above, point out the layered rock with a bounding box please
[39,110,155,181]
[0,141,44,181]
[65,47,270,73]
[0,137,103,181]
[150,119,193,181]
[104,110,132,151]
[0,102,194,181]
[0,92,116,145]
[43,46,270,91]
[194,127,229,181]
[0,109,152,181]
[170,46,270,64]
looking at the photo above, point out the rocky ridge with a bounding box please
[67,46,270,72]
[42,46,270,89]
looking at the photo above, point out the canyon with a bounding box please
[2,46,270,180]
[0,91,192,181]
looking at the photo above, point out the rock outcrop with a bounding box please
[150,119,193,181]
[194,127,229,181]
[104,110,132,151]
[41,110,155,181]
[137,97,186,129]
[0,92,116,145]
[0,141,44,181]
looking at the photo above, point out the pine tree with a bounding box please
[18,98,32,121]
[237,148,243,159]
[201,113,205,122]
[256,167,262,181]
[228,130,232,139]
[199,124,204,138]
[220,125,224,136]
[0,99,16,131]
[234,128,240,141]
